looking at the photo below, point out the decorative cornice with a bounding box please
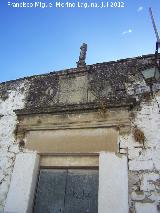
[14,99,136,116]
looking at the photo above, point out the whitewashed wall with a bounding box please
[119,94,160,212]
[0,80,30,211]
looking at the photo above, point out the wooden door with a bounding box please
[33,169,98,213]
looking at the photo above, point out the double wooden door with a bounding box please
[33,169,98,213]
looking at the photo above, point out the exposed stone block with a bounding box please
[128,172,140,194]
[140,173,160,191]
[131,191,145,201]
[135,202,157,213]
[119,148,127,154]
[129,160,154,171]
[128,148,142,160]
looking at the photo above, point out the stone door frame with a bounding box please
[5,107,130,213]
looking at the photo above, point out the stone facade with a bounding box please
[0,54,160,212]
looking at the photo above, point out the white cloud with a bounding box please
[122,29,132,35]
[137,6,143,12]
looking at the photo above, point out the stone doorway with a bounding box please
[33,169,98,213]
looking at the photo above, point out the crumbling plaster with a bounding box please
[119,94,160,212]
[0,54,160,212]
[0,80,30,211]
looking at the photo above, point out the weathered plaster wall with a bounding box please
[119,93,160,212]
[0,80,30,211]
[0,54,160,212]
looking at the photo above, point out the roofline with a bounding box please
[0,53,158,85]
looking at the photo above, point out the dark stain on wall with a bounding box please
[0,54,159,112]
[26,74,59,108]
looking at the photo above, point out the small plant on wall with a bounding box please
[98,100,108,118]
[19,140,25,151]
[133,126,145,145]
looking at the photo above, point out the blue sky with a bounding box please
[0,0,159,82]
